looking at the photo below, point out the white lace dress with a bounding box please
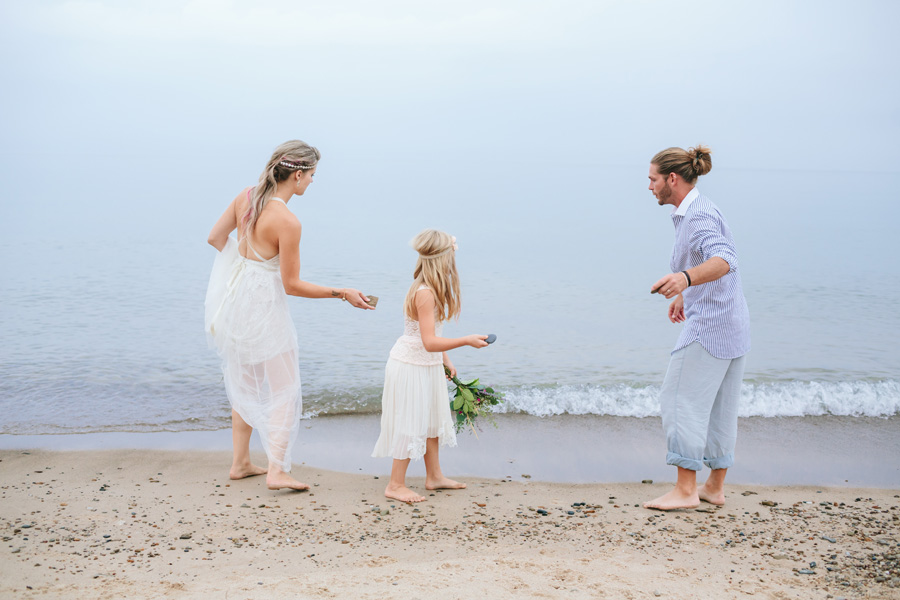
[371,287,457,460]
[204,213,301,472]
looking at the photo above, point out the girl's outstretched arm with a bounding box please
[416,289,487,353]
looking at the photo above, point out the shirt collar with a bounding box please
[672,187,699,216]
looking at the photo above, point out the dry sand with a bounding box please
[1,450,898,599]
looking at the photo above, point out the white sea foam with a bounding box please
[3,379,898,435]
[497,380,900,418]
[738,380,900,417]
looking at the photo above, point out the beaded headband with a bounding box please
[279,157,316,170]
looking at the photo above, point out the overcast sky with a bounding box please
[1,1,897,239]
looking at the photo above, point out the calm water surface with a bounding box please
[2,165,898,434]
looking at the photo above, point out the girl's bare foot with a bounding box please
[425,476,466,490]
[229,463,267,480]
[385,484,425,503]
[266,472,310,491]
[643,488,700,511]
[698,484,725,505]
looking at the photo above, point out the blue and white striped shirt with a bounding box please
[670,188,750,360]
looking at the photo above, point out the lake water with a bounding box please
[1,162,898,435]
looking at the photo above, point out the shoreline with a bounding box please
[1,449,898,599]
[2,414,899,487]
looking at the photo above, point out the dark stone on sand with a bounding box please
[797,569,815,575]
[180,534,192,540]
[760,501,777,507]
[642,480,653,484]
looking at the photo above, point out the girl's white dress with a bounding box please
[204,214,301,472]
[372,286,457,460]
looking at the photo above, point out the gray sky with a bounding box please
[1,1,897,239]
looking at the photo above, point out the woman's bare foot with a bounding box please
[698,484,725,505]
[643,487,700,511]
[229,463,267,480]
[425,476,466,490]
[266,472,309,491]
[385,484,426,503]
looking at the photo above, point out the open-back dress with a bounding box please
[205,197,301,471]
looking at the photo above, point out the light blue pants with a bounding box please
[659,342,747,471]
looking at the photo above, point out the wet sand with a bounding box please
[1,447,899,599]
[3,414,900,486]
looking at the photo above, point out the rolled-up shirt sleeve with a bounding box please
[689,213,738,273]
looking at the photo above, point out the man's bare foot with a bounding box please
[229,463,267,480]
[643,488,700,511]
[384,484,426,503]
[425,477,466,490]
[698,484,725,505]
[266,472,310,491]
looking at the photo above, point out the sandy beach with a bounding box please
[2,448,898,599]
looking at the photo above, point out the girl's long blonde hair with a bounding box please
[243,140,320,232]
[403,229,461,322]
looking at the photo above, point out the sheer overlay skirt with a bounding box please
[372,359,457,460]
[205,238,302,472]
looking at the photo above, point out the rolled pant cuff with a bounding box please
[704,453,734,470]
[666,452,703,471]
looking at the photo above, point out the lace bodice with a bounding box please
[389,286,444,366]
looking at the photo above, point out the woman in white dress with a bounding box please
[371,229,488,503]
[206,140,374,491]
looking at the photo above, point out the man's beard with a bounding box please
[657,181,672,205]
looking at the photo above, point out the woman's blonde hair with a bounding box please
[651,144,712,185]
[403,229,461,322]
[243,140,320,232]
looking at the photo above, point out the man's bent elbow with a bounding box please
[715,257,732,276]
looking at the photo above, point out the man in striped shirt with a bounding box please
[643,145,751,511]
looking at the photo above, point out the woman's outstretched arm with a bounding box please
[277,214,374,309]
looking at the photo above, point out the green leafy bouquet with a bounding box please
[445,366,505,436]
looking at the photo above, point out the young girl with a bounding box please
[371,229,488,503]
